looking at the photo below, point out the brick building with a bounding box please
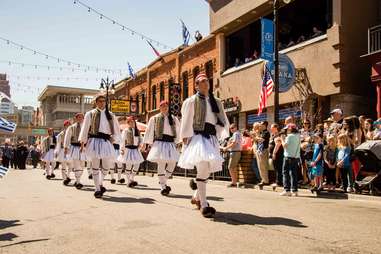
[0,73,10,98]
[114,35,219,123]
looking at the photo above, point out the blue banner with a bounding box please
[261,18,274,62]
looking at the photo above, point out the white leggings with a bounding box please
[157,162,176,189]
[193,162,211,209]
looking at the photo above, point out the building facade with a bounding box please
[38,85,98,128]
[0,74,10,98]
[114,35,219,123]
[0,101,15,114]
[208,0,380,128]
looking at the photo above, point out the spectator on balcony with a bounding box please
[296,35,306,44]
[253,50,259,60]
[254,121,270,187]
[234,58,242,67]
[269,123,284,187]
[286,39,296,48]
[241,130,253,151]
[223,123,242,187]
[311,26,323,38]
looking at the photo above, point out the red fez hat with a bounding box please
[127,116,134,122]
[159,100,169,107]
[48,128,53,132]
[64,120,71,126]
[195,73,208,84]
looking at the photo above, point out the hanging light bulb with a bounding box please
[46,55,49,59]
[33,51,36,55]
[112,20,116,24]
[74,0,76,4]
[122,26,125,30]
[100,15,103,19]
[88,7,91,12]
[6,40,10,44]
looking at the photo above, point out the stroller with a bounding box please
[354,141,381,195]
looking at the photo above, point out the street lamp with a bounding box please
[99,77,115,109]
[272,0,292,124]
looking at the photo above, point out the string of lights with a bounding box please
[7,74,101,82]
[0,36,126,73]
[72,0,173,50]
[0,60,124,75]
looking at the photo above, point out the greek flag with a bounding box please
[0,166,9,178]
[128,62,136,80]
[0,116,17,133]
[181,19,190,46]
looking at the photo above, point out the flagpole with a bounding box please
[273,0,280,124]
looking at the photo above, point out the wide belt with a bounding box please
[71,142,81,147]
[49,145,56,149]
[155,134,175,143]
[113,144,120,150]
[89,132,111,141]
[125,145,138,149]
[194,123,216,139]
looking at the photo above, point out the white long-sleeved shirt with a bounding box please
[78,108,121,144]
[64,123,82,149]
[120,128,142,150]
[180,94,230,140]
[41,135,55,153]
[55,130,65,151]
[143,114,181,145]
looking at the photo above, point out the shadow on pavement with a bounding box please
[133,185,162,191]
[0,233,18,241]
[214,212,307,228]
[101,195,156,204]
[80,187,117,193]
[0,220,22,230]
[168,194,224,202]
[0,238,49,247]
[302,192,349,200]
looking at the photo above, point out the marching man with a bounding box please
[178,73,229,218]
[41,128,57,179]
[110,116,126,185]
[79,94,121,198]
[119,116,144,187]
[55,120,72,185]
[143,100,180,196]
[64,113,86,189]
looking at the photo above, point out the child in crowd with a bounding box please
[337,134,353,193]
[310,133,324,192]
[324,135,337,191]
[373,118,381,140]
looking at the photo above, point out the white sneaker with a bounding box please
[280,191,291,196]
[291,191,298,197]
[347,187,353,193]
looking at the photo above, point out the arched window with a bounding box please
[160,82,165,101]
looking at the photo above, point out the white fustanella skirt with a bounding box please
[68,146,87,161]
[178,134,224,173]
[42,148,55,162]
[147,141,179,163]
[85,138,115,160]
[118,147,144,165]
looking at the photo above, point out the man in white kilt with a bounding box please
[41,128,57,179]
[79,94,121,198]
[55,120,72,185]
[110,116,126,185]
[178,73,229,218]
[64,113,86,189]
[119,116,144,187]
[143,101,180,196]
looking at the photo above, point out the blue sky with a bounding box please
[0,0,210,107]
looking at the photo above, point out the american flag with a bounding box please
[257,65,274,115]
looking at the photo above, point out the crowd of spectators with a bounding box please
[0,140,41,170]
[222,108,381,196]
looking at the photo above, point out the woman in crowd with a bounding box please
[241,130,253,151]
[324,135,337,191]
[373,118,381,140]
[269,123,284,187]
[310,133,324,192]
[250,122,262,184]
[364,118,374,141]
[337,134,353,193]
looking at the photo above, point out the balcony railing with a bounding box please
[369,24,381,54]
